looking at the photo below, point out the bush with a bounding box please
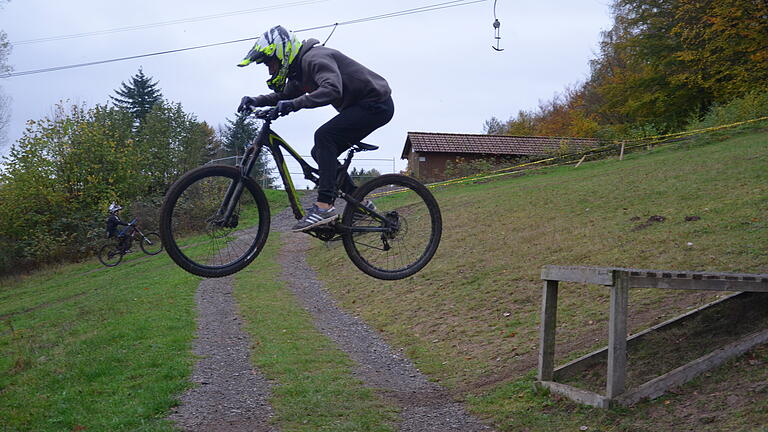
[688,91,768,131]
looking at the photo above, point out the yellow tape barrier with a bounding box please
[371,115,768,199]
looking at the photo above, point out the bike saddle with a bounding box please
[353,142,379,152]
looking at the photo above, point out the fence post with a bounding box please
[538,280,559,381]
[606,270,629,398]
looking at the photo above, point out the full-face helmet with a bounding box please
[237,25,303,92]
[108,202,122,214]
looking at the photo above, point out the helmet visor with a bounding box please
[237,34,276,67]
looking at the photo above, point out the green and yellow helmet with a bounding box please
[238,25,302,92]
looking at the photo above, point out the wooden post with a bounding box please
[606,271,629,398]
[538,280,559,381]
[619,141,625,160]
[574,155,587,168]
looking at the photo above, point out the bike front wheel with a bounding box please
[139,232,163,255]
[341,174,442,280]
[98,244,123,267]
[160,165,271,278]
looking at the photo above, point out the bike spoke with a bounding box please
[343,177,440,278]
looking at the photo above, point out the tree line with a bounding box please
[485,0,768,138]
[0,69,273,274]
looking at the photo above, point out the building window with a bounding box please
[418,156,426,162]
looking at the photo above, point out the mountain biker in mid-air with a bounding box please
[236,25,394,232]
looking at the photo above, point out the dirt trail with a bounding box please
[274,199,493,432]
[168,275,278,432]
[170,199,492,431]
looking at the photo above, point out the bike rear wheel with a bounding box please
[98,244,123,267]
[160,165,271,278]
[341,174,442,280]
[139,232,163,255]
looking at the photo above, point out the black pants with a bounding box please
[312,96,394,205]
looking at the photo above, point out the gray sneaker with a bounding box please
[292,205,338,232]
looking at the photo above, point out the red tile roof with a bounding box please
[402,132,599,159]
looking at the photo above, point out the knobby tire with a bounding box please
[341,174,442,280]
[139,232,163,255]
[98,244,123,267]
[160,165,271,278]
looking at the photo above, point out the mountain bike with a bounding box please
[159,107,442,280]
[98,218,164,267]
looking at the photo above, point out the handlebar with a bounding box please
[251,107,280,121]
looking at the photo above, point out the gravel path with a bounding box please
[168,276,278,431]
[275,199,493,432]
[170,197,491,431]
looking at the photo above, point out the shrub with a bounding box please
[688,91,768,131]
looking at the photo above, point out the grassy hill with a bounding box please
[308,129,768,431]
[1,130,765,431]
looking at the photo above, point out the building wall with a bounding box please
[408,152,522,182]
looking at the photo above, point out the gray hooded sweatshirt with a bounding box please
[252,39,391,112]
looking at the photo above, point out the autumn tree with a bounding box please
[485,0,768,137]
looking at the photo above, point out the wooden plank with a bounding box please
[541,265,614,285]
[537,381,609,408]
[553,293,748,380]
[625,269,768,281]
[606,272,629,398]
[538,280,559,381]
[574,155,587,168]
[615,327,768,406]
[629,276,768,292]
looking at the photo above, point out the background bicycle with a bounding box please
[98,218,163,267]
[160,107,442,280]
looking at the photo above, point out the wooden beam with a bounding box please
[629,276,768,292]
[538,280,559,381]
[606,272,629,398]
[553,293,748,380]
[615,327,768,406]
[541,265,614,285]
[574,155,587,168]
[537,381,609,408]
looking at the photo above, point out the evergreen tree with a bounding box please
[110,68,162,125]
[221,115,276,188]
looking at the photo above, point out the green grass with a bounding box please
[233,233,398,431]
[307,130,768,431]
[0,188,293,432]
[0,253,199,431]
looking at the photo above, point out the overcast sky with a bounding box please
[0,0,612,187]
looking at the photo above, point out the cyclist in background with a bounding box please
[105,203,131,252]
[236,25,394,232]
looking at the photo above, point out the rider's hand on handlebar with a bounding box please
[276,100,296,117]
[237,96,258,114]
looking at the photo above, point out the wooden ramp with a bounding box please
[537,265,768,408]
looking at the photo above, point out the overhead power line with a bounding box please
[11,0,331,46]
[2,0,487,79]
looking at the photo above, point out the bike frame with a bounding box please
[219,111,389,234]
